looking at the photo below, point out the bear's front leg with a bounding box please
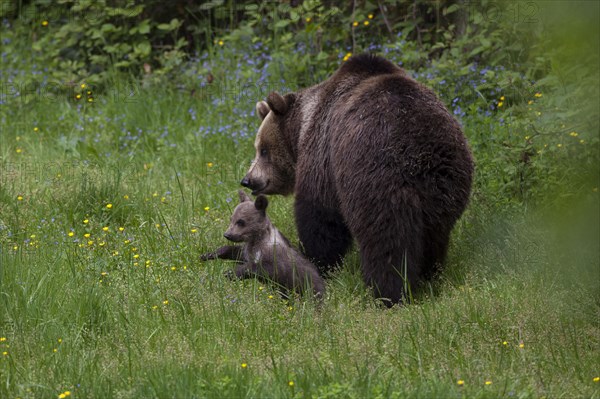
[295,197,352,275]
[231,262,262,279]
[200,245,244,262]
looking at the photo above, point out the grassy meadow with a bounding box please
[1,2,599,399]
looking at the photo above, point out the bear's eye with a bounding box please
[260,148,268,157]
[236,219,246,227]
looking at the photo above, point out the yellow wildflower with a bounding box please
[457,380,464,386]
[485,380,492,385]
[352,21,358,27]
[305,17,311,23]
[497,101,503,107]
[106,203,113,209]
[41,20,48,27]
[569,131,578,137]
[68,231,74,237]
[368,14,374,19]
[241,363,248,368]
[204,206,210,211]
[218,40,224,46]
[33,126,39,132]
[534,92,542,97]
[17,195,23,201]
[102,226,109,232]
[364,20,369,26]
[288,381,295,387]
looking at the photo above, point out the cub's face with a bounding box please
[241,92,296,196]
[224,191,269,243]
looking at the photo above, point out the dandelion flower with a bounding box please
[33,126,39,132]
[17,195,23,201]
[457,380,464,386]
[68,231,74,237]
[352,21,358,27]
[16,148,22,154]
[557,144,562,148]
[593,377,599,382]
[119,227,125,232]
[485,380,492,385]
[84,233,91,238]
[81,83,86,89]
[288,381,295,387]
[218,40,224,46]
[0,337,6,342]
[305,17,311,23]
[204,206,210,211]
[497,101,503,107]
[534,92,542,98]
[163,300,169,305]
[364,20,369,26]
[527,100,533,105]
[519,342,525,348]
[83,219,89,224]
[500,96,505,101]
[268,295,274,299]
[2,351,7,356]
[191,229,198,233]
[241,363,248,368]
[569,131,578,137]
[41,20,48,27]
[106,203,113,209]
[123,194,129,200]
[368,14,374,19]
[102,226,109,232]
[75,94,82,100]
[207,162,213,167]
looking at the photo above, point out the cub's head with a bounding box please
[224,190,270,243]
[241,92,296,196]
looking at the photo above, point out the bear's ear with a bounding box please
[238,190,252,203]
[256,101,270,120]
[254,195,269,213]
[266,92,288,115]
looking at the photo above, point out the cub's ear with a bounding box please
[256,101,270,120]
[266,92,288,115]
[254,195,269,213]
[238,190,252,203]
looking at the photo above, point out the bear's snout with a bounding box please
[240,176,251,188]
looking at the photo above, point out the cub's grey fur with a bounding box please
[200,190,325,298]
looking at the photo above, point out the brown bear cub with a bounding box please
[200,190,325,299]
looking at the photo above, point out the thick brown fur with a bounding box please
[200,190,325,299]
[242,54,474,305]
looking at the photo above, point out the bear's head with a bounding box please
[241,92,296,196]
[224,190,270,243]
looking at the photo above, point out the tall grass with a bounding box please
[0,76,598,398]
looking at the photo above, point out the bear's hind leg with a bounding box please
[295,198,353,275]
[349,188,425,305]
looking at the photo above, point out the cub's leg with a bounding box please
[200,245,244,262]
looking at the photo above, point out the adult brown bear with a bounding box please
[241,54,473,304]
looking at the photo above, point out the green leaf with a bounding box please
[274,20,289,29]
[444,4,461,16]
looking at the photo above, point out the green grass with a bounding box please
[0,75,599,399]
